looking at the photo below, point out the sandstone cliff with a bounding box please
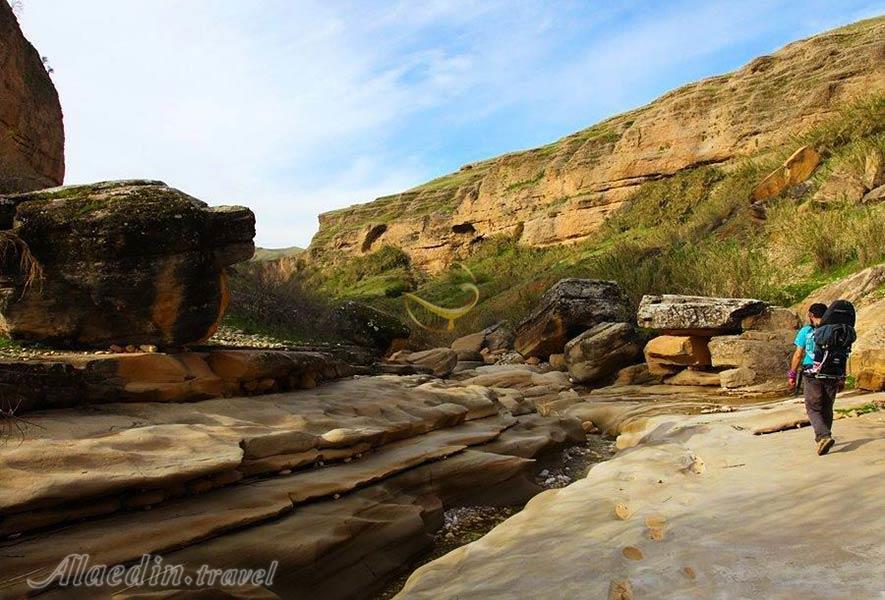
[308,17,884,273]
[0,1,64,193]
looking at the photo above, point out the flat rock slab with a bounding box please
[0,416,518,598]
[2,348,353,413]
[0,377,500,520]
[637,294,766,335]
[395,394,885,600]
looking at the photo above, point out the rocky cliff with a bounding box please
[0,1,64,193]
[308,17,884,273]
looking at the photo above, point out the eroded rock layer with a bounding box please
[308,17,885,272]
[0,373,585,599]
[0,1,64,193]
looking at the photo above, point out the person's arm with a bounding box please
[788,327,808,388]
[788,346,804,388]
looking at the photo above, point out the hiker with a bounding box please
[789,301,857,456]
[788,303,827,391]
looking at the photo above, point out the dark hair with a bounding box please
[808,303,827,318]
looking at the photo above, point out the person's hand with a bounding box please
[787,370,797,389]
[836,378,845,393]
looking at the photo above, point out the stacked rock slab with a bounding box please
[643,335,712,376]
[515,279,631,358]
[638,295,800,388]
[637,294,766,335]
[0,180,255,347]
[0,1,65,193]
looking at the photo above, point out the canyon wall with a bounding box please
[308,17,884,273]
[0,1,64,193]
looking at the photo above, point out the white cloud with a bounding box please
[15,0,883,247]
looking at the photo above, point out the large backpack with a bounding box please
[810,299,857,379]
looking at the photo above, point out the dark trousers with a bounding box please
[803,377,838,441]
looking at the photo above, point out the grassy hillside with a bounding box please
[250,96,883,347]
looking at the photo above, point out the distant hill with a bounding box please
[251,246,304,262]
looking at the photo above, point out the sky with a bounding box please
[15,0,885,248]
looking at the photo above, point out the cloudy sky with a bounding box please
[16,0,884,248]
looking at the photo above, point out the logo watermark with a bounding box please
[27,554,278,590]
[403,262,479,331]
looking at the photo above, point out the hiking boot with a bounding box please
[817,436,835,456]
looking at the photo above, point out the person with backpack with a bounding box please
[793,300,857,456]
[788,302,827,392]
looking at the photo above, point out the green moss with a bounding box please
[505,170,545,192]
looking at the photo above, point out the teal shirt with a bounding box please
[794,324,815,366]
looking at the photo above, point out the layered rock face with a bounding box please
[309,17,885,272]
[0,1,64,193]
[0,180,255,347]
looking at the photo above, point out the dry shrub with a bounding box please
[0,231,42,294]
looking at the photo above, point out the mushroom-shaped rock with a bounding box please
[0,180,255,347]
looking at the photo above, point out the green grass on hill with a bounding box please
[233,96,885,348]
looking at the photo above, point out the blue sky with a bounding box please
[16,1,884,248]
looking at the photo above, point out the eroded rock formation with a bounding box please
[0,1,64,193]
[514,279,631,358]
[0,180,255,347]
[308,17,885,272]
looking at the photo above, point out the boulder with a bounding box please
[0,2,64,193]
[391,347,458,377]
[329,301,410,353]
[664,369,721,387]
[741,306,801,332]
[548,353,567,372]
[861,183,885,205]
[637,294,766,336]
[455,348,484,362]
[862,149,884,190]
[515,279,630,358]
[811,171,866,205]
[451,332,484,353]
[482,321,515,352]
[852,349,884,391]
[564,322,642,384]
[750,145,820,202]
[643,335,712,375]
[720,367,756,389]
[453,360,484,374]
[708,332,794,383]
[613,363,661,386]
[0,181,254,347]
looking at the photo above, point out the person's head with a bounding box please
[808,303,827,326]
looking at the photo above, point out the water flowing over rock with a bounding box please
[514,279,631,358]
[0,1,64,193]
[0,180,254,347]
